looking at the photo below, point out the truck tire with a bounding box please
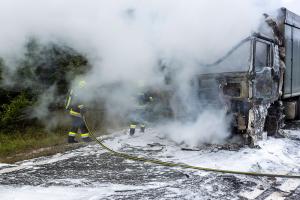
[264,101,284,136]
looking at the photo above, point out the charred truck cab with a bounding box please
[197,8,300,146]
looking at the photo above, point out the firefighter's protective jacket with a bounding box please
[136,92,153,108]
[65,89,85,118]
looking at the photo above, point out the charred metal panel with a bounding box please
[253,68,274,100]
[223,83,241,97]
[247,104,269,144]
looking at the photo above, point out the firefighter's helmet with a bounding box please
[78,80,86,88]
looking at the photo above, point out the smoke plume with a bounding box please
[0,0,296,146]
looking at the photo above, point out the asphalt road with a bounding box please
[1,127,300,200]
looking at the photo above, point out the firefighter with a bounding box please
[129,91,154,136]
[65,80,92,143]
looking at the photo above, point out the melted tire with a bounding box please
[265,102,284,136]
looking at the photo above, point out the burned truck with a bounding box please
[196,8,300,146]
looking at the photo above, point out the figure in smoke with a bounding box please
[65,80,93,143]
[129,82,154,136]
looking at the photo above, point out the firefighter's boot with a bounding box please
[68,136,79,144]
[130,128,135,136]
[130,124,136,136]
[82,137,93,143]
[140,124,145,133]
[81,133,92,143]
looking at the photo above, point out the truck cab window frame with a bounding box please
[206,39,252,73]
[254,40,273,72]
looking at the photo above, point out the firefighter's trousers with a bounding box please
[129,109,146,135]
[68,115,90,139]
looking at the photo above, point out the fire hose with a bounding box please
[82,116,300,179]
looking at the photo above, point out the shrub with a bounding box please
[0,93,32,130]
[0,38,92,134]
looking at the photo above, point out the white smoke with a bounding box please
[0,0,281,82]
[282,0,300,14]
[0,0,296,145]
[161,110,231,146]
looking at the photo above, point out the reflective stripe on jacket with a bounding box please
[66,89,84,117]
[65,90,73,110]
[70,109,81,117]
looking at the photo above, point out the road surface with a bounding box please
[1,126,300,200]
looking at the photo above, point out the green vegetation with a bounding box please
[0,38,91,162]
[13,37,90,96]
[0,93,32,130]
[0,128,66,159]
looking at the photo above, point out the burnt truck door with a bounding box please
[252,38,277,101]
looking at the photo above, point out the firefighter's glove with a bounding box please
[78,105,84,109]
[78,105,87,115]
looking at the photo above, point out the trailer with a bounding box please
[282,8,300,100]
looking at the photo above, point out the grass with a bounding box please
[0,127,67,163]
[0,116,109,163]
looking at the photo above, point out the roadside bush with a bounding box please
[15,38,90,96]
[0,38,91,132]
[0,92,32,130]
